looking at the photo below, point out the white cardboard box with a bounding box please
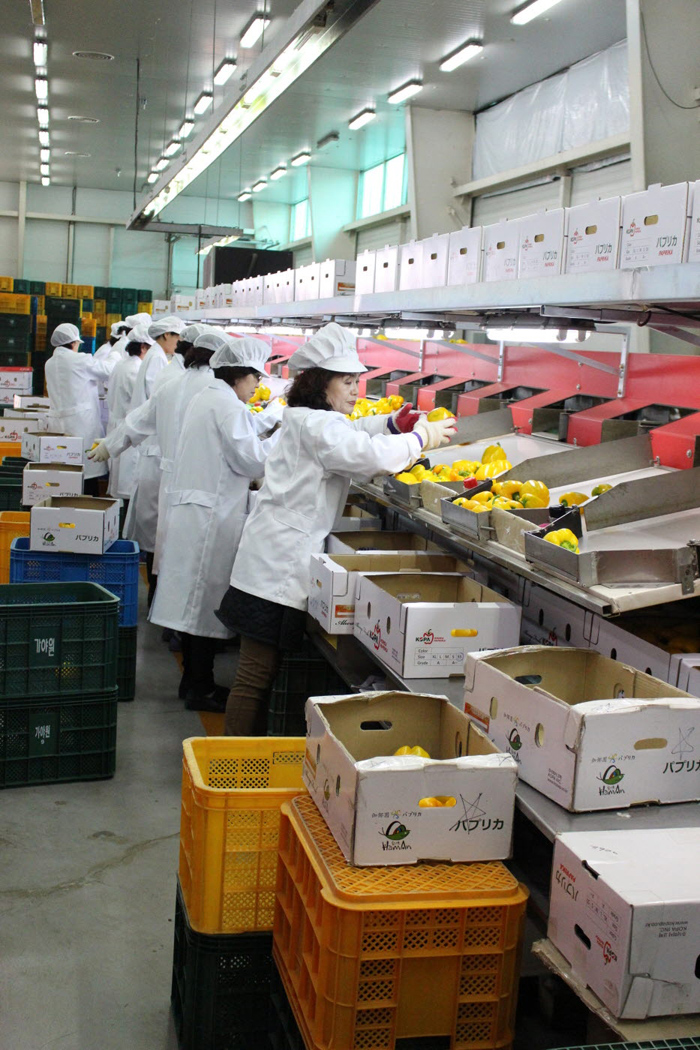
[327,530,434,555]
[518,209,565,279]
[319,259,356,298]
[355,250,377,295]
[620,181,692,268]
[22,432,84,466]
[30,495,119,554]
[398,242,424,291]
[420,233,450,289]
[462,646,700,811]
[22,463,84,506]
[565,197,622,274]
[0,368,32,394]
[482,221,519,282]
[278,268,296,303]
[447,226,483,286]
[262,273,277,305]
[309,551,473,635]
[330,503,382,533]
[0,418,39,442]
[354,573,522,679]
[303,690,518,865]
[374,245,401,293]
[249,276,263,306]
[688,179,700,263]
[548,828,700,1019]
[13,395,50,409]
[295,263,321,301]
[520,583,591,650]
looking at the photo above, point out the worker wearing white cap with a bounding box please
[148,335,279,712]
[94,322,130,429]
[103,324,154,502]
[217,322,456,735]
[44,321,120,493]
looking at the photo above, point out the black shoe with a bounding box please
[184,685,229,713]
[178,675,190,700]
[161,628,174,643]
[169,632,182,653]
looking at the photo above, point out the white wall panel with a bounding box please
[0,182,18,210]
[570,159,632,205]
[172,236,200,294]
[293,245,313,267]
[0,219,18,275]
[473,181,559,226]
[72,225,110,287]
[111,228,168,297]
[23,220,69,282]
[356,217,407,254]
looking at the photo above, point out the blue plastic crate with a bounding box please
[10,537,140,627]
[80,336,96,355]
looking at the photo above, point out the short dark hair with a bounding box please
[175,339,193,358]
[109,336,118,347]
[126,340,146,357]
[184,346,214,369]
[213,365,259,387]
[286,366,343,411]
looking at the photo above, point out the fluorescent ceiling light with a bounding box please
[40,148,50,162]
[237,190,252,201]
[439,40,483,72]
[240,14,271,49]
[252,179,267,192]
[41,176,50,186]
[387,80,422,105]
[486,327,591,343]
[147,172,159,184]
[270,165,287,180]
[193,91,213,116]
[316,131,339,150]
[40,163,50,176]
[348,108,376,131]
[164,139,181,157]
[35,77,48,101]
[154,157,169,171]
[214,59,236,86]
[511,0,566,25]
[33,40,48,67]
[290,151,311,167]
[179,119,195,139]
[38,130,49,146]
[37,106,49,127]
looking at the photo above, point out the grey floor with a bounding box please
[0,586,239,1050]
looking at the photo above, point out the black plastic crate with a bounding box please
[0,478,23,511]
[0,315,32,334]
[29,281,46,296]
[267,637,347,736]
[0,352,31,367]
[106,298,122,313]
[0,332,32,352]
[117,625,137,701]
[93,286,108,300]
[45,298,80,318]
[0,690,118,788]
[13,280,30,295]
[171,880,275,1050]
[137,289,153,301]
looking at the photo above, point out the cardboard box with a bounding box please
[295,263,321,301]
[354,573,522,679]
[565,197,622,274]
[517,209,565,279]
[462,646,700,811]
[548,828,700,1019]
[30,495,119,554]
[0,418,39,442]
[327,530,434,555]
[319,259,356,298]
[355,250,376,295]
[688,179,700,263]
[22,463,84,506]
[482,221,519,282]
[309,551,474,634]
[398,242,423,291]
[303,690,518,865]
[331,503,382,533]
[13,395,50,409]
[374,245,400,293]
[22,432,84,466]
[0,367,32,393]
[520,583,591,650]
[447,225,483,286]
[619,181,691,268]
[278,268,296,303]
[420,233,450,289]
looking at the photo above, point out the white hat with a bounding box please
[288,322,366,374]
[210,336,271,373]
[50,322,82,347]
[110,321,126,338]
[148,316,186,339]
[128,324,155,347]
[193,331,235,356]
[181,323,213,345]
[125,312,152,328]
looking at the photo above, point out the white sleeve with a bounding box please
[144,354,166,398]
[104,394,158,456]
[349,414,390,436]
[83,353,119,383]
[220,408,275,479]
[312,415,421,480]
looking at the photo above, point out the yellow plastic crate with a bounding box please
[0,511,30,583]
[274,796,528,1050]
[0,277,13,292]
[137,301,153,314]
[82,320,97,337]
[77,284,94,299]
[34,295,45,314]
[179,736,306,935]
[106,313,122,326]
[45,282,62,296]
[0,294,30,315]
[61,284,78,298]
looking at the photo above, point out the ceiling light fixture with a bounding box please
[237,190,252,201]
[252,179,267,192]
[154,157,169,171]
[439,39,483,72]
[290,151,311,167]
[67,115,100,123]
[164,139,182,157]
[316,130,339,150]
[270,165,287,180]
[178,119,195,139]
[147,172,159,184]
[38,130,49,146]
[72,50,114,61]
[37,105,49,127]
[40,148,50,162]
[213,59,236,86]
[41,175,50,186]
[193,91,213,116]
[511,0,566,25]
[64,151,91,157]
[348,108,376,131]
[29,0,45,26]
[35,76,48,101]
[240,14,271,49]
[40,163,50,176]
[387,80,423,104]
[33,40,47,67]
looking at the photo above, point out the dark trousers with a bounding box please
[225,637,281,736]
[145,551,157,608]
[83,476,101,496]
[180,633,219,697]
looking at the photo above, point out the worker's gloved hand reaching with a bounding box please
[87,440,111,462]
[413,416,457,452]
[388,403,420,434]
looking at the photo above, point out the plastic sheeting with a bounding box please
[473,40,629,180]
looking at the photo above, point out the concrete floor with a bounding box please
[0,586,239,1050]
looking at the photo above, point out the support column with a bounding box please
[17,181,26,277]
[406,106,474,240]
[307,166,357,261]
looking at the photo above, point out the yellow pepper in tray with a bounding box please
[544,528,580,552]
[559,491,588,507]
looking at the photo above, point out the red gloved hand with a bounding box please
[388,402,420,434]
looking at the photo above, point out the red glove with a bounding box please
[388,403,420,434]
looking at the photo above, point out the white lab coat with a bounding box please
[105,354,142,499]
[230,407,421,611]
[45,346,118,480]
[149,378,277,637]
[95,340,126,430]
[122,344,169,551]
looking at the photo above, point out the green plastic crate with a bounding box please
[93,286,108,300]
[29,281,46,295]
[0,332,32,352]
[0,315,32,334]
[0,477,23,511]
[137,289,153,301]
[13,280,30,295]
[117,625,137,702]
[0,690,117,788]
[0,581,119,698]
[81,298,94,313]
[267,637,348,736]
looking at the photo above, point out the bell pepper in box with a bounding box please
[544,528,579,552]
[559,491,588,507]
[520,480,550,504]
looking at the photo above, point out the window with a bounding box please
[358,153,407,219]
[291,198,310,241]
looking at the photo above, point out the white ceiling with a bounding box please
[1,0,627,205]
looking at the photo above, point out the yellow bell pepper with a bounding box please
[388,394,404,410]
[395,472,420,484]
[452,459,480,474]
[544,528,579,552]
[498,480,523,500]
[591,483,612,496]
[481,443,505,463]
[475,460,511,480]
[559,491,588,507]
[410,464,428,479]
[462,499,491,513]
[520,480,550,503]
[427,407,455,421]
[519,493,548,509]
[492,497,524,510]
[431,463,449,476]
[468,490,494,504]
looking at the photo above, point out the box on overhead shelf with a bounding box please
[319,259,356,298]
[22,464,84,506]
[517,209,565,279]
[565,196,622,274]
[13,395,50,410]
[303,690,518,865]
[309,551,474,635]
[22,432,84,466]
[619,181,692,268]
[420,232,450,289]
[277,268,295,303]
[398,241,424,291]
[30,496,119,554]
[374,245,400,293]
[354,573,522,679]
[462,646,700,811]
[355,249,376,295]
[294,263,320,301]
[548,828,700,1019]
[447,225,483,286]
[482,220,519,282]
[327,530,434,555]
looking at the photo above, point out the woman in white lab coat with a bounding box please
[44,322,119,495]
[104,324,154,502]
[217,323,456,735]
[148,336,278,711]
